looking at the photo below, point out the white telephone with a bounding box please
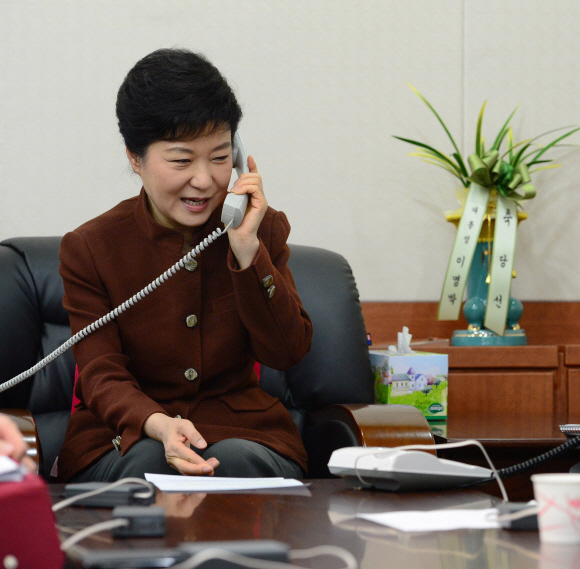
[221,132,250,229]
[0,134,252,394]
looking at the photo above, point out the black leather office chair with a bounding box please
[0,237,433,479]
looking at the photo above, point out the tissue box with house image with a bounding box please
[369,328,448,421]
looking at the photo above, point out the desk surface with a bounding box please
[51,479,553,569]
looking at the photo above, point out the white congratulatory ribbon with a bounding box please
[484,193,518,336]
[438,183,490,321]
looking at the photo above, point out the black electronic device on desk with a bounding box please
[74,539,290,569]
[63,482,156,507]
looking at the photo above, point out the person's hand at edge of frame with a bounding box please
[0,414,37,472]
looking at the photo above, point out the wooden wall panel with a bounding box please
[424,345,559,369]
[361,301,580,346]
[361,302,460,346]
[565,345,580,366]
[567,368,580,418]
[448,371,555,415]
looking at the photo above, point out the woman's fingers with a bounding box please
[206,457,220,469]
[247,154,258,173]
[167,456,214,476]
[165,444,213,475]
[177,418,207,450]
[165,420,221,476]
[166,445,221,476]
[232,176,262,197]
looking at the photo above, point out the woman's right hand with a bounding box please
[143,413,219,476]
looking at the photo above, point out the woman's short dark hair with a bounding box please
[116,48,242,158]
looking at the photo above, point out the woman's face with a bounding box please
[127,129,233,236]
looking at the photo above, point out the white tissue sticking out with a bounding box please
[388,326,415,355]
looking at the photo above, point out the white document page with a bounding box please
[0,455,24,482]
[145,473,304,493]
[357,508,501,532]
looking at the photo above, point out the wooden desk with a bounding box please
[51,480,551,569]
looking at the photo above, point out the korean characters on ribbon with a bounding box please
[438,183,489,322]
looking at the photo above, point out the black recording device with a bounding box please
[76,539,290,569]
[112,506,166,538]
[497,502,539,531]
[64,482,156,507]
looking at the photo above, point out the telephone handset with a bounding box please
[221,132,249,229]
[0,134,254,394]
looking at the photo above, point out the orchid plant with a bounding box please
[394,84,579,208]
[394,86,580,336]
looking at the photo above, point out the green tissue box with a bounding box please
[370,350,448,421]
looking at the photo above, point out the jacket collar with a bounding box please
[133,187,225,252]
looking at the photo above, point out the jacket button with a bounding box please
[185,314,198,327]
[262,275,273,288]
[184,368,198,381]
[184,259,198,272]
[267,285,276,299]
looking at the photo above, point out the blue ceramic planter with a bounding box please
[451,241,527,346]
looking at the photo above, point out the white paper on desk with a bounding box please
[357,508,501,532]
[145,473,304,493]
[0,456,24,482]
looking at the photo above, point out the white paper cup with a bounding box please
[532,473,580,544]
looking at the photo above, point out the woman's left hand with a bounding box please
[227,155,268,270]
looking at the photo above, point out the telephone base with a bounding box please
[328,447,493,492]
[336,470,490,492]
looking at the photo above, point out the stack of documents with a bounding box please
[145,474,304,493]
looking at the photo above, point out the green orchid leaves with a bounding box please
[394,85,579,205]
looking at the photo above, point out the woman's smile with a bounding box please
[181,197,210,212]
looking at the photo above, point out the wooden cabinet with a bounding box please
[415,343,562,418]
[360,301,580,423]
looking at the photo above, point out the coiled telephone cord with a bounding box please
[0,222,232,394]
[460,434,580,489]
[496,434,580,479]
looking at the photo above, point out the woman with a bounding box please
[56,48,312,482]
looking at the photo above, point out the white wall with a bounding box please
[1,0,580,301]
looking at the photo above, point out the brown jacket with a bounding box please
[56,189,312,481]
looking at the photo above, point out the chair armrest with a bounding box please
[303,404,435,478]
[0,409,40,470]
[309,404,435,448]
